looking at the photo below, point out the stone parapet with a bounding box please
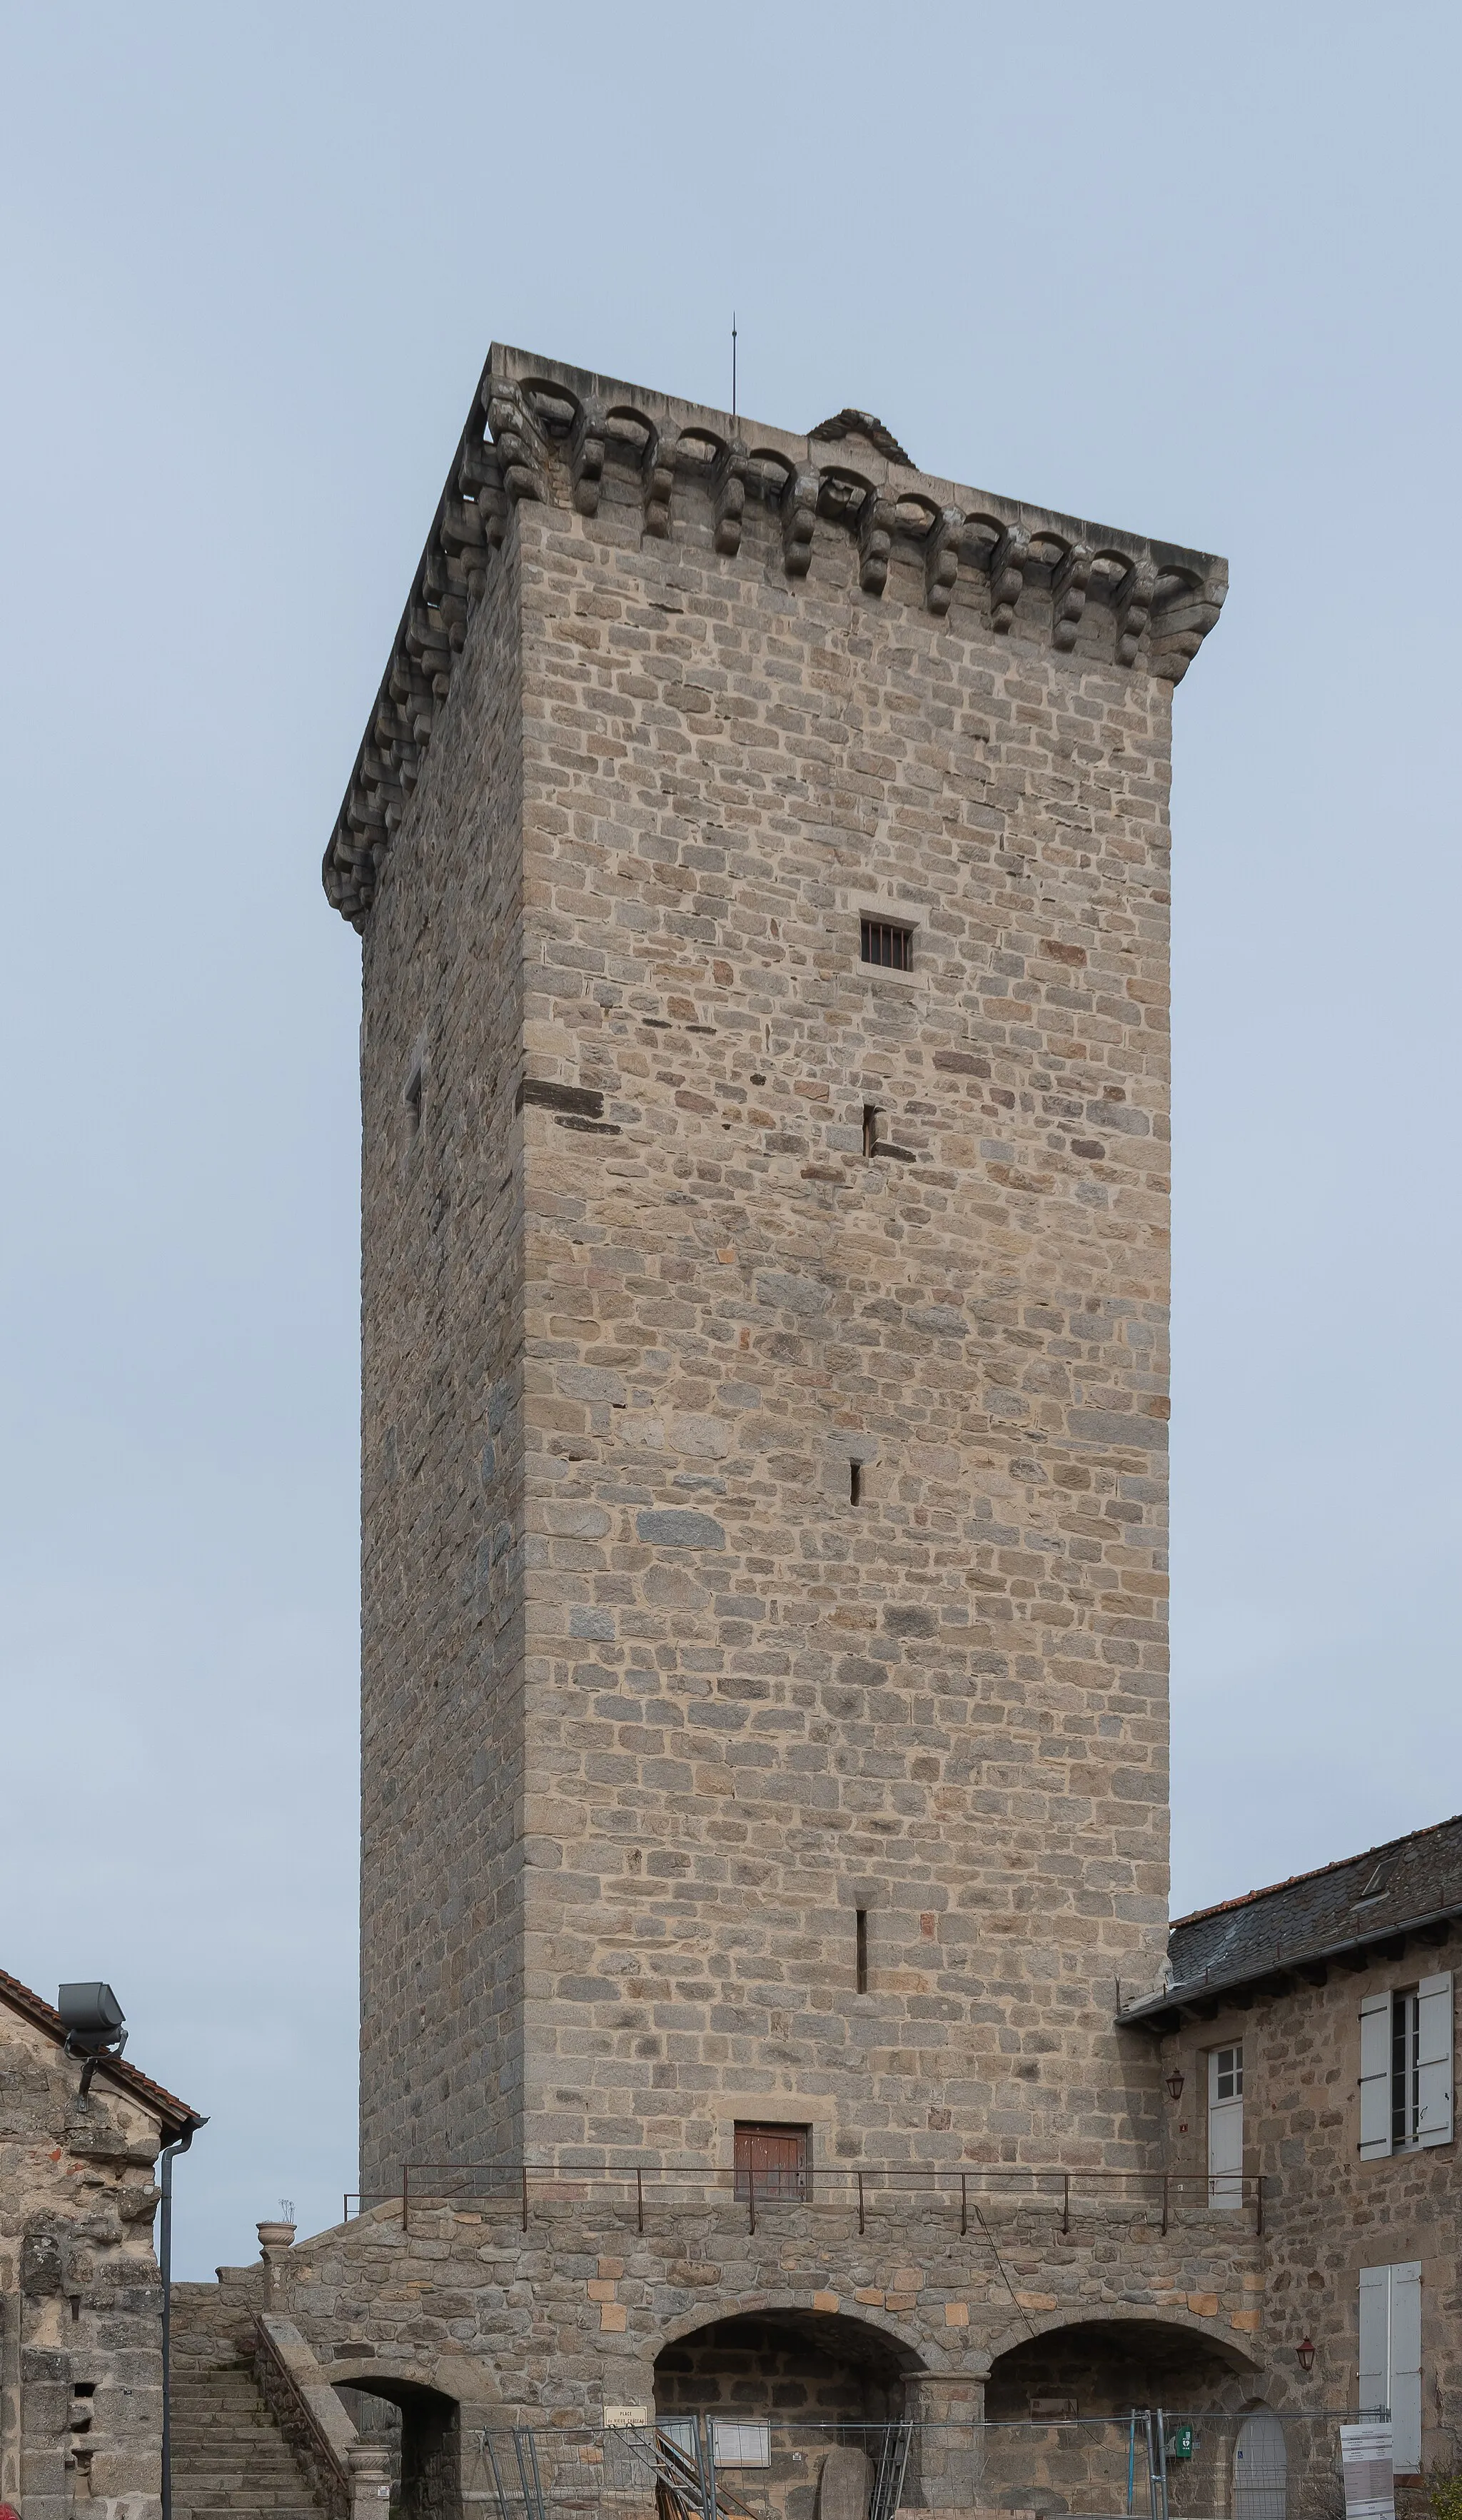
[323,344,1225,927]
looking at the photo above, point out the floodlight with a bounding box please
[57,1983,128,2093]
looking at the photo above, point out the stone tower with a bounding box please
[325,345,1226,2211]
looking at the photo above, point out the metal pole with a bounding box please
[637,2167,644,2235]
[1155,2407,1169,2520]
[857,2170,864,2236]
[747,2159,756,2237]
[960,2173,967,2237]
[159,2119,201,2520]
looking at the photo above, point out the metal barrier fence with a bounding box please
[343,2162,1266,2239]
[462,2414,1352,2520]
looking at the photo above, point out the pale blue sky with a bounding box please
[2,3,1458,2279]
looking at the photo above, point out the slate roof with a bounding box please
[1119,1811,1462,2030]
[0,1963,203,2137]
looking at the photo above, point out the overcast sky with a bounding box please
[3,3,1458,2281]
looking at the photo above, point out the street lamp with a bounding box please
[1165,2069,1185,2103]
[1296,2338,1316,2374]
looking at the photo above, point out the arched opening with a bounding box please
[987,2318,1256,2421]
[980,2324,1264,2519]
[655,2309,922,2520]
[335,2377,463,2520]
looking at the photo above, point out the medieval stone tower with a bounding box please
[325,344,1226,2226]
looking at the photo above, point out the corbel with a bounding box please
[1051,543,1092,652]
[1149,570,1228,685]
[439,495,486,558]
[710,442,747,556]
[570,400,607,518]
[458,438,510,550]
[857,493,895,597]
[924,509,963,618]
[781,470,819,579]
[419,556,468,655]
[483,386,548,508]
[1114,560,1156,667]
[642,428,677,538]
[987,525,1029,634]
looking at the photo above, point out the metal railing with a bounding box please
[466,2412,1351,2520]
[343,2161,1265,2239]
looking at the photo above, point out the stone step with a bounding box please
[168,2354,330,2520]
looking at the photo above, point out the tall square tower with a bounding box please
[326,347,1225,2203]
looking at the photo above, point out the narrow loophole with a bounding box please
[850,1460,863,1506]
[404,1063,424,1139]
[856,1910,869,1994]
[862,1104,882,1156]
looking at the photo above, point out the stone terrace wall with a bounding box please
[214,2194,1267,2429]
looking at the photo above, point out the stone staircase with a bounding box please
[171,2282,329,2520]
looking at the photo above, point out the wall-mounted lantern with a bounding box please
[1165,2068,1186,2103]
[1296,2337,1316,2374]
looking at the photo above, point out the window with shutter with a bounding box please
[1358,2264,1423,2471]
[1389,2264,1423,2471]
[1359,1994,1392,2158]
[1414,1971,1453,2147]
[1358,2266,1391,2419]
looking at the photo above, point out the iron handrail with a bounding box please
[341,2161,1264,2239]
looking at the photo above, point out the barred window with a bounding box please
[860,917,913,971]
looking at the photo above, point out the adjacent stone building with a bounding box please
[0,1967,201,2520]
[1123,1813,1462,2477]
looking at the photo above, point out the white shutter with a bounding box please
[1388,2264,1422,2470]
[1358,2265,1391,2419]
[1359,1995,1392,2158]
[1414,1972,1452,2147]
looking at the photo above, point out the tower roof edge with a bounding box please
[323,341,1228,928]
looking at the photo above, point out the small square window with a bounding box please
[860,917,913,972]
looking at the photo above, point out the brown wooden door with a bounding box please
[733,2122,809,2200]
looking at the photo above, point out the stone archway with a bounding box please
[333,2374,464,2520]
[654,2304,927,2520]
[655,2301,926,2426]
[984,2312,1259,2418]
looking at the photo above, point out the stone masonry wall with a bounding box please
[355,353,1219,2195]
[0,2007,169,2520]
[1154,1928,1462,2464]
[512,459,1175,2167]
[206,2192,1266,2428]
[360,532,529,2193]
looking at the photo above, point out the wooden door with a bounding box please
[733,2122,809,2200]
